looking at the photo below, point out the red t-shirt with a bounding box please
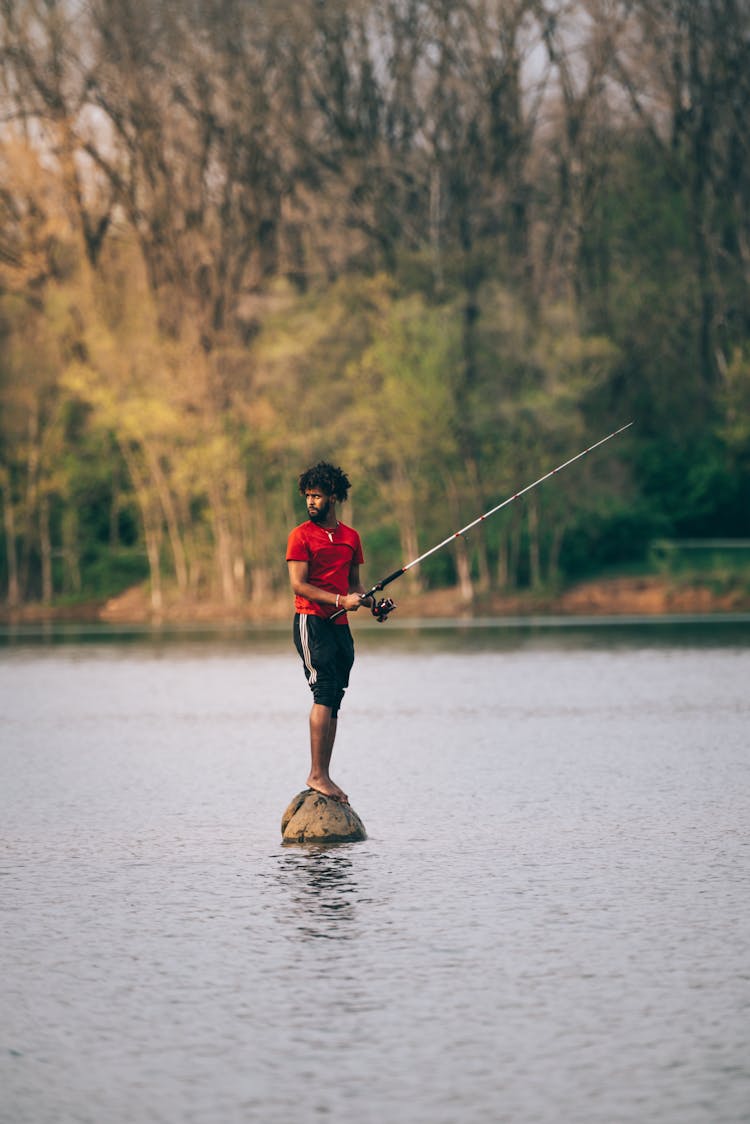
[286,520,365,622]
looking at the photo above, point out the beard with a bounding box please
[308,498,331,523]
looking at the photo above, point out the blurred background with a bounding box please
[1,0,749,619]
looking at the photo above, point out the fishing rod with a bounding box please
[331,421,633,621]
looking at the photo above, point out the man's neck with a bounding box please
[313,506,338,531]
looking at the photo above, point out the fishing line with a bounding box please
[331,421,634,620]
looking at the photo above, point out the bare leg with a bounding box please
[306,702,348,802]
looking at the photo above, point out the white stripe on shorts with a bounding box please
[299,614,317,685]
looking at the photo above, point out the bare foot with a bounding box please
[306,774,349,803]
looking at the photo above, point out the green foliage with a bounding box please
[2,1,750,611]
[75,548,149,601]
[559,502,666,580]
[722,349,750,475]
[634,434,749,537]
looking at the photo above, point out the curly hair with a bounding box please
[298,461,352,502]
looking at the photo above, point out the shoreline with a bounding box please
[2,574,749,627]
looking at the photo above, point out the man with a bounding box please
[287,461,394,802]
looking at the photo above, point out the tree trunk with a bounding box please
[430,165,443,291]
[2,481,20,609]
[144,444,189,592]
[446,475,474,604]
[508,508,521,589]
[109,464,120,548]
[19,409,41,601]
[547,517,567,585]
[62,507,81,595]
[528,495,541,590]
[250,563,272,606]
[119,441,164,615]
[39,493,53,605]
[466,458,490,593]
[394,464,423,594]
[144,527,163,615]
[398,518,423,594]
[475,530,491,595]
[208,480,237,606]
[496,527,509,590]
[454,540,474,604]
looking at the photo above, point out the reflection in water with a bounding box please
[275,846,361,941]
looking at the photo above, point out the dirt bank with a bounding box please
[396,575,750,619]
[554,575,750,616]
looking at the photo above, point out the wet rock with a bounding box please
[281,789,367,844]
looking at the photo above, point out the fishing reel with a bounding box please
[370,596,396,622]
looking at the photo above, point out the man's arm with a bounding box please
[350,561,397,621]
[288,560,362,611]
[348,563,374,608]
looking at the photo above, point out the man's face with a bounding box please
[305,489,332,523]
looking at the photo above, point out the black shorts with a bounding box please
[293,613,355,716]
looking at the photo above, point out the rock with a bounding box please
[281,789,367,845]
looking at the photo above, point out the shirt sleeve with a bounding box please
[286,526,310,562]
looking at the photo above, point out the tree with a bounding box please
[353,289,461,592]
[612,0,750,386]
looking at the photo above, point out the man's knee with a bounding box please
[311,683,338,709]
[311,683,345,715]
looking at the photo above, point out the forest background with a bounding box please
[1,0,749,621]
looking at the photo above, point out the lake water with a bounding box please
[2,617,750,1124]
